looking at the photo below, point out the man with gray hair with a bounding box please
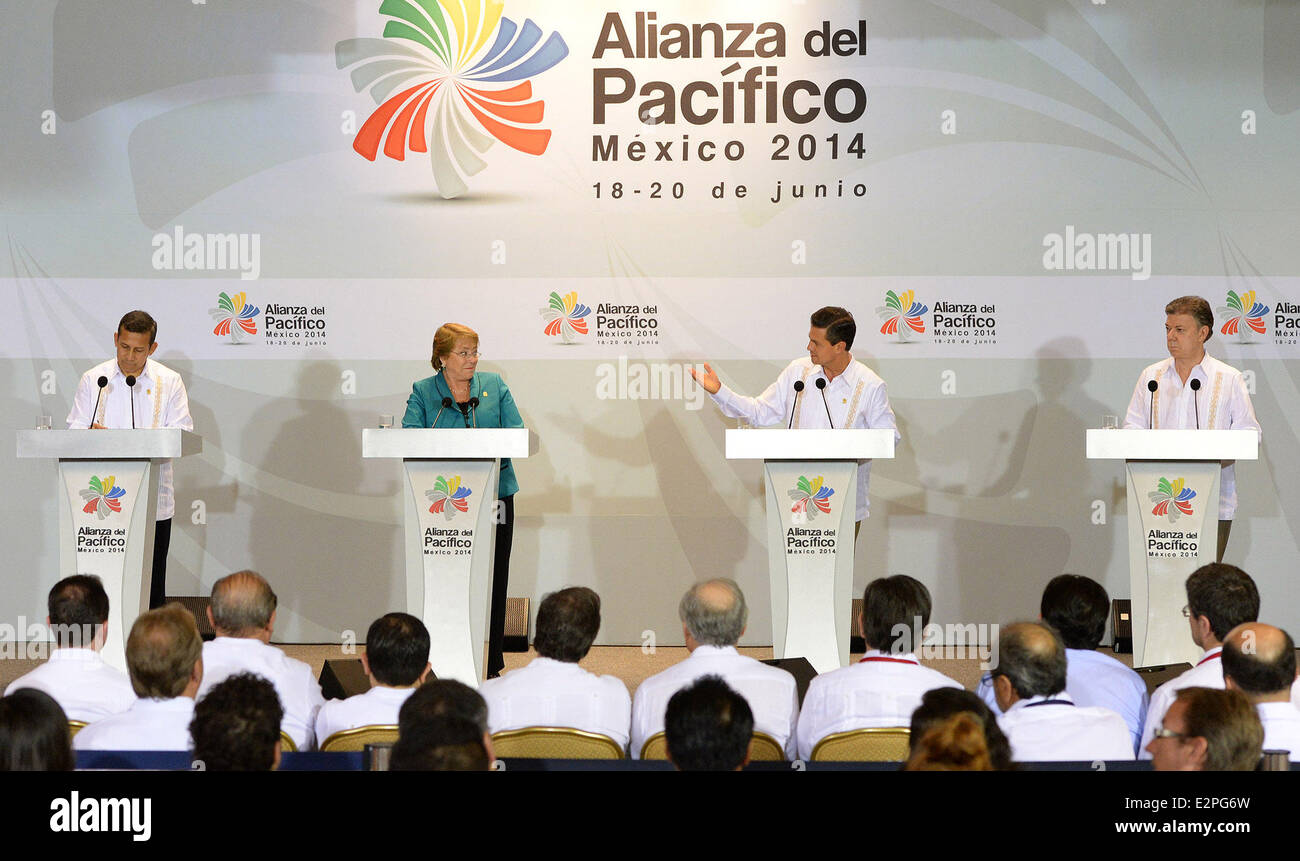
[196,570,324,750]
[630,579,797,759]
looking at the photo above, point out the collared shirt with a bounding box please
[795,650,962,760]
[1138,646,1224,759]
[1257,701,1300,761]
[480,656,632,749]
[997,692,1134,762]
[314,685,415,749]
[631,644,799,760]
[710,357,901,520]
[976,647,1150,752]
[1123,353,1261,519]
[197,637,325,751]
[66,358,194,520]
[4,648,137,723]
[72,697,195,751]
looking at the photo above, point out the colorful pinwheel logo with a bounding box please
[209,292,260,344]
[336,1,569,199]
[426,475,472,520]
[80,475,125,520]
[1218,290,1269,342]
[540,291,591,344]
[876,290,929,342]
[788,475,834,521]
[1149,477,1195,523]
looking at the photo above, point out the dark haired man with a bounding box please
[314,612,432,748]
[1138,563,1260,758]
[1123,296,1260,559]
[1222,622,1300,761]
[665,675,754,771]
[1147,686,1263,771]
[66,310,193,609]
[690,306,899,525]
[796,575,961,759]
[391,679,493,771]
[480,587,630,749]
[191,673,284,771]
[5,575,136,722]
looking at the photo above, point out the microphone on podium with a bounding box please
[433,396,453,426]
[125,375,137,429]
[468,397,480,428]
[816,377,834,428]
[787,380,804,429]
[1147,379,1158,429]
[1190,378,1201,429]
[89,376,108,428]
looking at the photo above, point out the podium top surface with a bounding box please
[362,427,536,459]
[16,429,202,459]
[1085,428,1259,461]
[725,428,896,460]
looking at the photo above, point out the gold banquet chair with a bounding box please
[279,730,297,753]
[67,720,87,739]
[320,725,400,753]
[639,730,786,762]
[490,727,624,759]
[810,727,911,762]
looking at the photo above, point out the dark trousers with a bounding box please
[1217,519,1232,563]
[149,518,172,609]
[487,495,514,677]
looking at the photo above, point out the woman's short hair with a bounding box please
[431,323,479,370]
[0,689,74,771]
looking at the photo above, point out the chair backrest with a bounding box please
[67,720,87,738]
[320,725,400,752]
[490,727,624,759]
[279,730,297,753]
[811,727,911,761]
[639,731,786,762]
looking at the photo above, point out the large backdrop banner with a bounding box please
[3,0,1298,645]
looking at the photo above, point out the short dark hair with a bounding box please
[126,603,203,699]
[191,673,284,771]
[1175,687,1263,771]
[1165,296,1213,342]
[1185,564,1259,641]
[810,306,856,350]
[392,680,490,771]
[909,687,1014,770]
[533,587,601,663]
[117,310,158,344]
[366,613,430,686]
[1223,628,1297,695]
[664,675,754,771]
[1040,574,1109,650]
[47,575,109,648]
[862,575,931,653]
[0,689,74,772]
[993,623,1067,699]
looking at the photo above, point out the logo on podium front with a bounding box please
[1149,477,1195,523]
[79,476,125,520]
[426,475,472,520]
[788,475,834,521]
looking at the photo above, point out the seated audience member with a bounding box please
[909,687,1014,770]
[191,673,284,771]
[1147,687,1263,771]
[665,676,754,772]
[796,575,962,759]
[315,612,431,747]
[4,575,136,722]
[904,712,993,771]
[480,587,630,748]
[992,622,1133,762]
[631,579,797,759]
[976,574,1148,749]
[391,679,494,771]
[197,570,325,750]
[1139,563,1260,758]
[0,688,75,771]
[1221,622,1300,760]
[74,604,203,752]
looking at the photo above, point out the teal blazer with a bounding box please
[402,371,523,498]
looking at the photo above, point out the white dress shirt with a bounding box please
[997,693,1135,762]
[4,648,137,723]
[1257,701,1300,761]
[481,656,632,749]
[66,358,193,520]
[710,357,900,520]
[197,637,325,751]
[976,648,1150,752]
[795,650,962,760]
[72,697,195,751]
[1138,647,1225,759]
[314,685,415,749]
[1123,353,1261,519]
[631,645,799,760]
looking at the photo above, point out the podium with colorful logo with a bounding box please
[362,428,534,687]
[726,429,896,674]
[1086,429,1258,668]
[16,429,202,673]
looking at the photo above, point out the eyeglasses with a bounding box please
[452,350,481,360]
[1152,726,1191,741]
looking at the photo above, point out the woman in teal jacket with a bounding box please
[403,323,524,678]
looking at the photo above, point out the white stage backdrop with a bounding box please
[3,0,1298,645]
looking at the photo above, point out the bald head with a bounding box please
[993,622,1067,702]
[679,579,747,648]
[1222,623,1297,702]
[209,570,278,638]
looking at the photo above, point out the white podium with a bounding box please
[16,429,202,673]
[363,428,534,687]
[1086,429,1258,668]
[727,428,895,673]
